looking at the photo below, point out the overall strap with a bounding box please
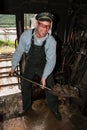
[31,29,34,45]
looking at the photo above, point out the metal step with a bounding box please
[0,83,20,87]
[0,53,20,89]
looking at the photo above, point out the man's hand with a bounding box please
[8,68,15,76]
[40,77,46,89]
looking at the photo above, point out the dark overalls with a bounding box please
[22,31,58,113]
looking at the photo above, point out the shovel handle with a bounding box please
[14,72,51,91]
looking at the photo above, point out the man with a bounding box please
[9,12,62,120]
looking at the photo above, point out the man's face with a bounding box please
[36,21,51,38]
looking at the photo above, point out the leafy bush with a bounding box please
[0,40,15,47]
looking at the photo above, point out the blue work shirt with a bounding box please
[12,29,57,79]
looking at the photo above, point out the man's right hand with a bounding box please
[8,68,15,76]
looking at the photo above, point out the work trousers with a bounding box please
[21,71,58,113]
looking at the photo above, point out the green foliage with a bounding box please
[0,40,15,47]
[0,15,16,27]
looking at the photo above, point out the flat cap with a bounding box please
[35,12,53,22]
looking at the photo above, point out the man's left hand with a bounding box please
[40,77,46,89]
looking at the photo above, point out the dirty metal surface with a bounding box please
[1,99,87,130]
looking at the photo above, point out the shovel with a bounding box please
[14,72,52,91]
[14,72,79,98]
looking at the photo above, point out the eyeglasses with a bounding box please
[38,22,51,30]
